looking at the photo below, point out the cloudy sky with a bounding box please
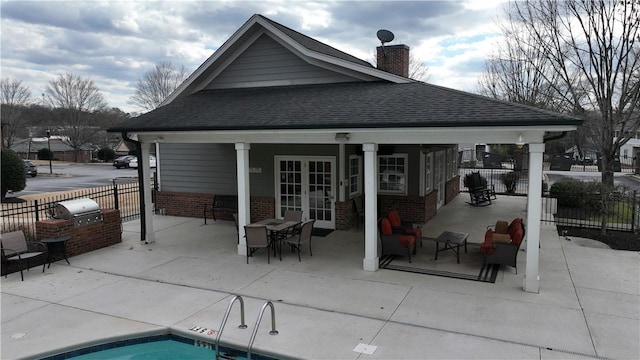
[1,0,508,114]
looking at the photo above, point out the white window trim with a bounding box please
[349,154,362,197]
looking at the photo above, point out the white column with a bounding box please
[338,143,346,202]
[524,143,544,293]
[141,144,155,243]
[236,143,250,256]
[363,143,379,271]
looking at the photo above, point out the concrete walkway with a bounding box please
[1,195,638,359]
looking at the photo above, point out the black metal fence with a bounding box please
[541,190,639,232]
[1,179,145,241]
[459,167,531,196]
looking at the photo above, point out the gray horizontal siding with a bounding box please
[207,34,357,89]
[159,143,237,195]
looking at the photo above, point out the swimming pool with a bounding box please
[43,334,276,360]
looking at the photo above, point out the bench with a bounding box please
[203,194,238,224]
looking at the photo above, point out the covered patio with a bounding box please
[2,194,638,359]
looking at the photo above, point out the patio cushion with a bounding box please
[495,221,509,234]
[508,218,524,245]
[380,218,393,235]
[492,233,512,243]
[399,235,415,249]
[387,210,403,227]
[387,210,422,239]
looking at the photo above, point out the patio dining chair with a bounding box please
[280,209,303,238]
[282,220,315,262]
[1,230,47,281]
[244,225,272,264]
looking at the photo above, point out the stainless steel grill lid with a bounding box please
[55,199,100,219]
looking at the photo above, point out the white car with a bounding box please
[128,155,156,168]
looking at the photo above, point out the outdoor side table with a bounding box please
[433,231,468,263]
[41,236,72,268]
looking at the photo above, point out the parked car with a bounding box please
[24,160,37,177]
[129,155,156,168]
[113,155,136,169]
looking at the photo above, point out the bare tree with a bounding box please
[129,61,189,112]
[408,53,430,82]
[44,73,107,161]
[482,0,639,233]
[482,1,639,185]
[0,78,31,148]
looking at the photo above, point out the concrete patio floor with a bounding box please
[1,195,638,359]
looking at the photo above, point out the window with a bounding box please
[349,155,362,196]
[378,154,407,194]
[424,153,433,193]
[447,147,458,178]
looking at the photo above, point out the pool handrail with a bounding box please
[215,295,248,359]
[247,301,278,359]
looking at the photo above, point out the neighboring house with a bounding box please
[109,14,582,293]
[114,139,136,156]
[10,137,93,163]
[617,130,640,172]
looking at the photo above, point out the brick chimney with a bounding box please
[376,44,409,77]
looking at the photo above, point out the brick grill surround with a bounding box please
[35,209,122,260]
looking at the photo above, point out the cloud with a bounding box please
[0,1,505,114]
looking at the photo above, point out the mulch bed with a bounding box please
[556,226,640,251]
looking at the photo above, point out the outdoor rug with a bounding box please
[312,228,334,237]
[379,241,500,283]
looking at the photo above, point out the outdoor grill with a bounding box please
[55,198,103,227]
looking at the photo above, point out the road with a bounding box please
[10,162,143,197]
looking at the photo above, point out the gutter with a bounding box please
[544,131,568,142]
[122,132,146,241]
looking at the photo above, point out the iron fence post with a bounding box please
[35,199,39,222]
[113,180,119,210]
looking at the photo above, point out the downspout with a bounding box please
[122,132,146,242]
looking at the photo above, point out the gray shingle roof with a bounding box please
[109,82,582,133]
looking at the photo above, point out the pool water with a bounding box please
[69,339,216,359]
[44,335,271,360]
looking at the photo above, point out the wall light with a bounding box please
[516,133,525,147]
[335,132,350,142]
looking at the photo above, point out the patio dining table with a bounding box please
[249,219,299,260]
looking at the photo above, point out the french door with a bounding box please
[275,156,335,229]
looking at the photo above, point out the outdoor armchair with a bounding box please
[379,218,415,263]
[1,230,47,281]
[480,218,525,273]
[386,210,421,251]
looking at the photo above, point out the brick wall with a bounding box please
[335,200,354,230]
[35,209,121,261]
[157,190,275,223]
[445,175,460,204]
[424,190,438,222]
[156,191,213,219]
[250,196,275,222]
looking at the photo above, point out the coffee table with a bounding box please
[433,231,468,263]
